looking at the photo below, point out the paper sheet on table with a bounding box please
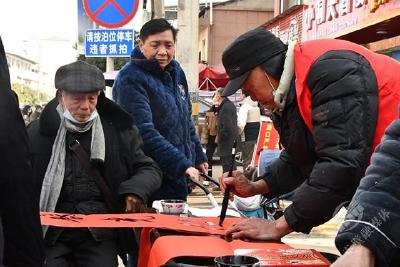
[152,201,241,217]
[188,207,241,217]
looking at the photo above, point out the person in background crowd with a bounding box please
[30,104,43,122]
[218,27,400,243]
[22,104,32,125]
[0,35,45,266]
[204,103,218,177]
[112,18,208,202]
[333,118,400,267]
[237,90,260,170]
[213,88,238,173]
[27,61,162,267]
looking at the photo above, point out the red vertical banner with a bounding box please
[251,118,280,166]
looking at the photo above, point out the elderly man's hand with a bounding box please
[226,216,292,241]
[125,194,144,213]
[331,244,375,267]
[218,171,268,198]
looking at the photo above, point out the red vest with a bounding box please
[294,39,400,152]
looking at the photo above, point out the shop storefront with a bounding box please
[263,5,304,43]
[303,0,400,60]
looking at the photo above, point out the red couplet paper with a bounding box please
[147,235,330,267]
[40,212,240,236]
[41,212,330,267]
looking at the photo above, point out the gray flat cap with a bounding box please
[55,61,105,93]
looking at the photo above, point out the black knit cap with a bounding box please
[55,61,105,93]
[222,27,287,96]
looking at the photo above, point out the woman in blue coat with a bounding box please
[113,19,207,201]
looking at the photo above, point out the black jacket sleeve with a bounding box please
[118,126,162,204]
[336,119,400,267]
[259,150,307,197]
[284,50,379,233]
[0,36,45,266]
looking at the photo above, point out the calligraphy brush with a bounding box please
[219,140,237,226]
[199,173,220,187]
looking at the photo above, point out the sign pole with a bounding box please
[105,57,114,99]
[176,0,199,119]
[152,0,165,19]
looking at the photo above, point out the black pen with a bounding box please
[219,140,237,226]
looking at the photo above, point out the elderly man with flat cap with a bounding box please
[27,61,162,267]
[218,27,400,266]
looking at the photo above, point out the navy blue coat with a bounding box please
[336,119,400,267]
[113,47,207,201]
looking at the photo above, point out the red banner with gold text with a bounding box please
[251,118,280,166]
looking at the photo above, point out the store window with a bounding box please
[280,0,303,13]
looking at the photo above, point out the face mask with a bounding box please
[63,109,98,124]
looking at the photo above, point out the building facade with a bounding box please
[198,0,275,66]
[303,0,400,60]
[264,2,304,44]
[6,53,39,89]
[261,0,400,61]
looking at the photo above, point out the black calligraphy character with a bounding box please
[104,215,156,223]
[48,214,84,223]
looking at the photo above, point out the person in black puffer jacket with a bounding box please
[218,27,400,243]
[213,88,238,173]
[333,119,400,267]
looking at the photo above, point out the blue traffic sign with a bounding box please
[85,29,134,57]
[83,0,139,28]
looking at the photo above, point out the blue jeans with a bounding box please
[126,253,137,267]
[258,149,281,176]
[241,208,265,218]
